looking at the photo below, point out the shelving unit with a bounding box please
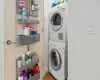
[16,33,40,46]
[17,18,39,25]
[16,0,40,46]
[16,0,40,80]
[16,54,40,80]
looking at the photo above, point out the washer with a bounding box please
[49,40,68,80]
[49,2,68,44]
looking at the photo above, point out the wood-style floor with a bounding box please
[43,73,55,80]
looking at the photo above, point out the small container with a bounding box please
[31,53,39,66]
[21,8,26,21]
[20,27,25,35]
[23,77,27,80]
[32,64,39,75]
[21,54,26,66]
[22,70,28,80]
[19,1,25,7]
[31,31,36,35]
[25,51,32,64]
[18,76,23,80]
[30,27,35,35]
[18,74,23,80]
[23,26,31,36]
[52,2,57,7]
[17,60,22,68]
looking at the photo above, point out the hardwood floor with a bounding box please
[43,73,55,80]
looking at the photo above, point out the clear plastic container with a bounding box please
[23,26,31,36]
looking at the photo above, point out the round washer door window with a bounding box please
[50,49,62,71]
[50,12,63,31]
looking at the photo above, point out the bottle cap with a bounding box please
[22,53,25,57]
[26,51,31,55]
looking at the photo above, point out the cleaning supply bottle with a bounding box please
[21,53,26,66]
[25,51,32,64]
[52,1,57,7]
[22,70,28,80]
[18,74,23,80]
[17,59,22,68]
[20,26,25,35]
[23,26,31,36]
[21,7,26,22]
[27,68,30,79]
[27,69,33,79]
[31,53,39,66]
[32,64,39,75]
[30,69,34,76]
[30,27,36,35]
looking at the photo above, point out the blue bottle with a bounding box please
[21,8,26,21]
[51,2,57,7]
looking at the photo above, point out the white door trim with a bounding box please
[0,0,4,79]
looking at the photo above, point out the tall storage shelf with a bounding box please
[16,55,40,80]
[16,0,40,46]
[15,0,40,80]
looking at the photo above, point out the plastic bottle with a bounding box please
[25,51,32,64]
[18,74,23,80]
[21,8,26,22]
[32,64,39,75]
[52,2,57,7]
[21,54,26,66]
[31,53,39,66]
[20,27,25,35]
[17,60,22,68]
[27,68,30,79]
[23,26,31,36]
[22,70,28,80]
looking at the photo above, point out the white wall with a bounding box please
[0,0,4,80]
[69,0,100,80]
[44,0,54,72]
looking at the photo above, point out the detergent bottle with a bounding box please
[32,64,39,75]
[25,51,32,64]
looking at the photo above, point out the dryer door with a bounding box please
[50,48,62,71]
[49,11,63,31]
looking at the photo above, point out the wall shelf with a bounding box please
[17,19,39,25]
[16,33,40,46]
[16,53,40,80]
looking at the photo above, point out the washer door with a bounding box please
[50,48,62,71]
[50,12,63,31]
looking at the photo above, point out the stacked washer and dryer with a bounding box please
[48,2,68,80]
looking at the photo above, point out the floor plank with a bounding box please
[43,73,55,80]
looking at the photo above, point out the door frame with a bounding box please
[0,0,4,79]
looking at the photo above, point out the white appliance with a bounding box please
[49,40,68,80]
[49,2,68,44]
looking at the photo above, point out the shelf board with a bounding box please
[17,18,39,25]
[16,33,40,46]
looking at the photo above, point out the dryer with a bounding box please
[49,2,68,44]
[49,40,68,80]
